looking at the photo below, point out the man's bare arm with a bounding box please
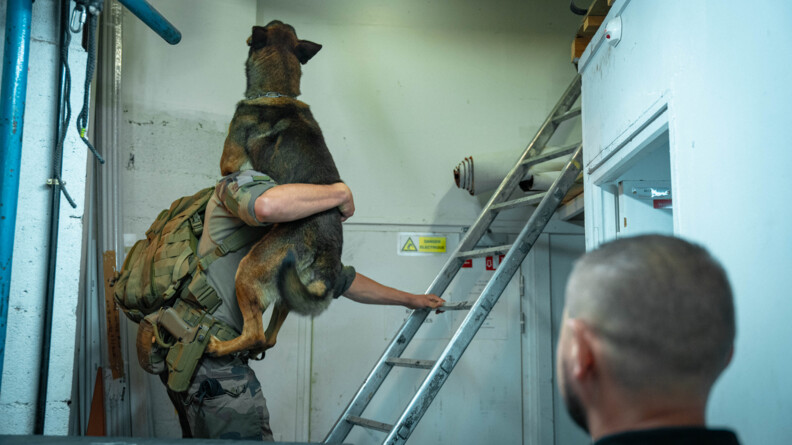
[255,182,355,223]
[343,273,445,310]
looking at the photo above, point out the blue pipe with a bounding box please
[0,0,33,393]
[117,0,181,45]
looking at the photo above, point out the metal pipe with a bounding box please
[0,0,33,393]
[35,0,72,432]
[117,0,180,44]
[94,1,133,435]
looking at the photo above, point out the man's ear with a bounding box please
[294,40,322,64]
[567,318,596,379]
[248,26,267,48]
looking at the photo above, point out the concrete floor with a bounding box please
[0,436,348,445]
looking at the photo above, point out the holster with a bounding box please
[136,312,168,374]
[137,299,239,393]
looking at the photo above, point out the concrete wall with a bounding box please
[118,0,582,441]
[254,0,580,226]
[0,0,88,435]
[579,1,792,443]
[121,0,581,230]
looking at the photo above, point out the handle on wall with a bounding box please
[117,0,182,44]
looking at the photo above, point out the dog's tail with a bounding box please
[276,250,334,316]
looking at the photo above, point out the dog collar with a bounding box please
[245,91,296,100]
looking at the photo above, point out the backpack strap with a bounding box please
[197,224,264,271]
[161,248,194,302]
[185,224,265,313]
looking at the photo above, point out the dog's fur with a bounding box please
[206,21,342,358]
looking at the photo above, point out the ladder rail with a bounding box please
[516,75,581,167]
[383,145,583,445]
[323,74,582,444]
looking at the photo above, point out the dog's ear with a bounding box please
[294,40,322,64]
[248,26,268,49]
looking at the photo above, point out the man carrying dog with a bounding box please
[556,235,741,444]
[165,170,445,439]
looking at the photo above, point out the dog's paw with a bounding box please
[205,336,222,357]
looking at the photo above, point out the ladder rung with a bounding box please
[552,106,581,123]
[490,192,546,212]
[440,301,474,311]
[346,415,394,433]
[521,143,579,168]
[385,358,437,369]
[458,244,512,259]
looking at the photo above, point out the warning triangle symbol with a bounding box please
[401,238,418,252]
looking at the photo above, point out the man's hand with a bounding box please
[343,274,445,312]
[404,293,446,313]
[335,182,355,222]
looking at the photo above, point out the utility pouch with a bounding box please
[136,312,168,374]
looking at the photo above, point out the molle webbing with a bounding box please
[113,187,215,322]
[172,298,239,342]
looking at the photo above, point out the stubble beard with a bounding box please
[562,358,590,434]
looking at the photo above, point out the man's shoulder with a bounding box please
[217,169,275,195]
[213,170,278,226]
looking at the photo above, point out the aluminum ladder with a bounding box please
[324,74,583,445]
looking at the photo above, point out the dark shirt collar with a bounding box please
[595,426,740,445]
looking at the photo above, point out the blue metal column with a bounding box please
[0,0,32,393]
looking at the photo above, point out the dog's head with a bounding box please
[245,21,322,97]
[248,20,322,64]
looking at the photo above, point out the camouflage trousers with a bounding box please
[163,354,274,440]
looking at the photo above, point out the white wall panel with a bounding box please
[580,1,792,443]
[255,0,580,226]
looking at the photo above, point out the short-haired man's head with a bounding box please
[565,235,735,396]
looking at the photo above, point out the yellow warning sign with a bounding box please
[398,233,449,256]
[401,238,418,252]
[419,236,446,253]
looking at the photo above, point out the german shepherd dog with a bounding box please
[206,21,342,357]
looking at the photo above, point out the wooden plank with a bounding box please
[102,250,124,380]
[557,192,585,221]
[86,367,106,436]
[583,16,605,35]
[571,0,612,62]
[574,0,613,37]
[571,35,592,62]
[586,0,611,16]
